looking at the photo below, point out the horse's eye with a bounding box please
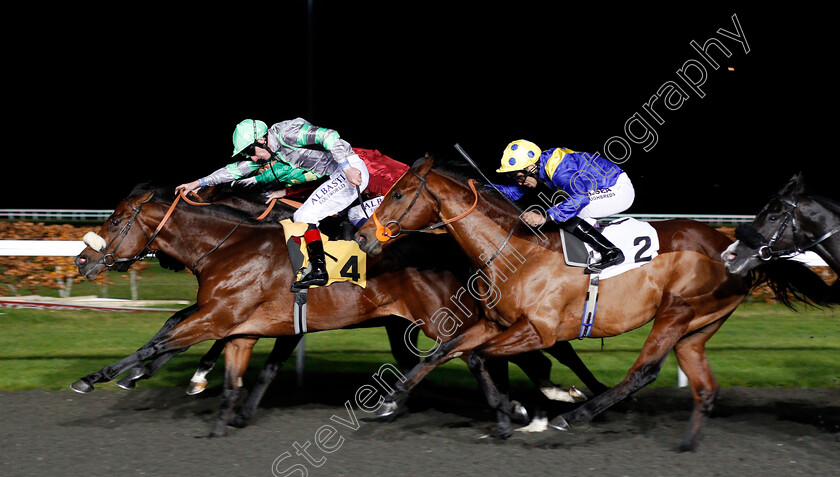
[768,216,777,222]
[111,219,121,227]
[393,191,403,200]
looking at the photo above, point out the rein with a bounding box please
[753,195,840,261]
[96,190,289,270]
[371,168,479,242]
[369,164,525,271]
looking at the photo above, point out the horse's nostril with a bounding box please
[726,253,737,261]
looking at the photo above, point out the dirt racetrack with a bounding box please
[1,383,837,477]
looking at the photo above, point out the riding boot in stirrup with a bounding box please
[293,228,329,288]
[564,218,624,274]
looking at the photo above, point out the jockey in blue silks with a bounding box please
[494,139,636,274]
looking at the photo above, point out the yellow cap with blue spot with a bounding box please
[496,140,541,173]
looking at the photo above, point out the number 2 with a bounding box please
[634,236,652,263]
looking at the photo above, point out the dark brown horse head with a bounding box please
[74,188,160,280]
[355,157,442,255]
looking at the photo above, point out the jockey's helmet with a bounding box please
[496,139,541,173]
[232,119,268,157]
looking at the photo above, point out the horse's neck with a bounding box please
[804,198,840,273]
[440,191,545,274]
[147,207,246,272]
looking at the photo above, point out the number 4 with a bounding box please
[340,255,361,281]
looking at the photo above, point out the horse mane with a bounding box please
[749,259,834,309]
[425,157,565,249]
[127,182,296,224]
[127,182,475,277]
[810,194,840,216]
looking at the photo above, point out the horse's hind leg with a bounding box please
[231,335,302,428]
[557,293,694,428]
[543,341,609,396]
[210,337,258,438]
[467,352,514,438]
[673,318,727,452]
[385,317,420,373]
[186,339,227,395]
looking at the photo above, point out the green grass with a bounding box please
[21,264,199,301]
[0,302,837,392]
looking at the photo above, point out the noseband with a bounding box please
[371,169,479,243]
[750,194,840,261]
[95,192,192,269]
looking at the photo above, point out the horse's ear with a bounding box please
[778,172,805,197]
[412,156,435,176]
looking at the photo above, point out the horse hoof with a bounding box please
[515,416,549,433]
[186,380,207,395]
[569,386,589,403]
[364,401,402,423]
[376,401,398,417]
[70,379,94,394]
[679,440,698,452]
[548,415,570,431]
[115,378,136,390]
[230,415,250,429]
[540,385,577,403]
[510,400,529,424]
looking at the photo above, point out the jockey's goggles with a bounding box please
[239,142,267,159]
[506,168,538,183]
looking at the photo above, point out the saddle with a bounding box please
[280,219,367,291]
[560,218,659,279]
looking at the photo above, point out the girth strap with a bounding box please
[579,274,601,339]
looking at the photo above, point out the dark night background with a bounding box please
[3,3,834,215]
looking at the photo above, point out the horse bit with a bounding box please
[371,168,478,243]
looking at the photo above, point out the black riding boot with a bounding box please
[293,228,329,288]
[563,217,624,274]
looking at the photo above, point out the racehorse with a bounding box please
[355,157,819,451]
[723,173,840,303]
[73,183,605,436]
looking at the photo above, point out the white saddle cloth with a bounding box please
[584,218,659,279]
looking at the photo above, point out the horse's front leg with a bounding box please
[186,339,227,395]
[116,349,184,390]
[71,307,225,393]
[71,341,177,393]
[209,337,258,438]
[558,294,693,428]
[115,304,200,390]
[231,334,302,428]
[376,319,501,420]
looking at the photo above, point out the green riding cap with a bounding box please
[232,119,269,157]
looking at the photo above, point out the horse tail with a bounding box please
[748,259,833,309]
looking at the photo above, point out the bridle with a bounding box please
[97,194,161,269]
[371,168,479,243]
[91,189,302,270]
[753,194,840,261]
[94,190,280,269]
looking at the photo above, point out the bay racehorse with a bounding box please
[73,184,605,436]
[723,173,840,303]
[355,157,820,451]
